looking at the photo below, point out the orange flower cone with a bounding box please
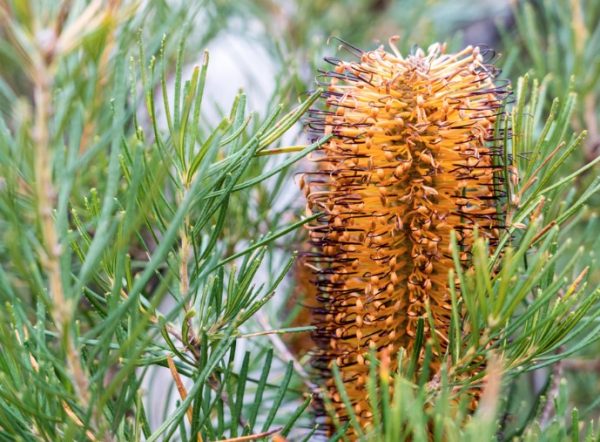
[300,39,509,434]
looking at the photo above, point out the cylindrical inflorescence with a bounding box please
[300,40,509,432]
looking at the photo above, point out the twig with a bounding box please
[29,4,104,436]
[63,402,98,442]
[530,221,556,246]
[540,349,565,428]
[477,355,502,420]
[178,210,199,356]
[166,355,203,442]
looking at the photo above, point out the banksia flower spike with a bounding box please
[300,38,509,433]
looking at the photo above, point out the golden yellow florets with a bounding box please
[299,39,509,435]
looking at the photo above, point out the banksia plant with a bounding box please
[301,39,509,433]
[4,1,600,441]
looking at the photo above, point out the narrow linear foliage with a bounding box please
[0,1,323,440]
[1,1,600,441]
